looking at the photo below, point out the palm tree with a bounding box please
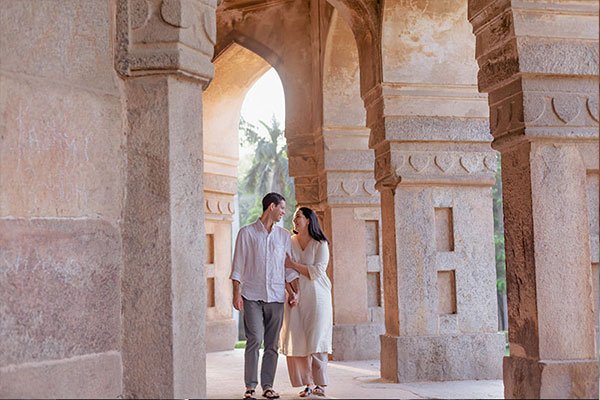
[238,115,296,229]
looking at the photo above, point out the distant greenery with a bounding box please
[237,115,296,231]
[492,158,506,296]
[493,157,508,331]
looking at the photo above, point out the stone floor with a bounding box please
[207,349,504,399]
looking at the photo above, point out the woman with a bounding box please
[280,207,333,397]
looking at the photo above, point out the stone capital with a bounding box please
[375,147,497,190]
[115,0,217,87]
[469,0,599,92]
[323,171,379,207]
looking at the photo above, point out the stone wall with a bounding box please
[0,1,124,397]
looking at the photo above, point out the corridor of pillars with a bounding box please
[0,0,597,398]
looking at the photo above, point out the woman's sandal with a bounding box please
[312,386,326,397]
[262,388,280,399]
[243,389,256,400]
[299,386,312,397]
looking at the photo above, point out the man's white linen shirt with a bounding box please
[230,219,299,303]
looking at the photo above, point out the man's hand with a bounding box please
[233,292,244,311]
[232,280,243,310]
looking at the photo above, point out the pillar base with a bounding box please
[504,355,599,399]
[380,332,504,382]
[332,323,385,360]
[206,319,237,352]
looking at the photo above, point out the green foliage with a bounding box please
[238,115,297,230]
[492,157,507,295]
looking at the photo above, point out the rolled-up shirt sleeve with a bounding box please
[307,241,329,281]
[230,228,246,282]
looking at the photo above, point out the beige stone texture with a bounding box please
[503,356,598,399]
[332,323,385,361]
[367,0,501,383]
[206,319,238,352]
[0,0,124,222]
[381,333,504,382]
[0,351,122,399]
[0,219,121,365]
[469,0,599,397]
[121,75,206,399]
[0,1,126,397]
[381,0,479,86]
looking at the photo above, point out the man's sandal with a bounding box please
[262,388,280,399]
[243,389,256,400]
[312,386,326,397]
[299,386,312,397]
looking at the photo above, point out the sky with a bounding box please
[238,68,285,163]
[240,68,285,127]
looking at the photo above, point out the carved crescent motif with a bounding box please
[161,0,190,28]
[409,154,429,172]
[341,180,359,195]
[434,154,455,173]
[131,0,150,30]
[460,154,481,173]
[523,95,545,124]
[484,154,497,172]
[363,180,376,195]
[551,95,580,124]
[206,198,218,213]
[587,97,599,122]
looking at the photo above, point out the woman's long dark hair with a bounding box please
[294,207,329,243]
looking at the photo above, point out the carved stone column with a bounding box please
[469,1,599,398]
[367,82,505,382]
[318,131,385,360]
[203,172,238,351]
[115,0,216,398]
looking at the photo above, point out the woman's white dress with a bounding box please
[279,236,333,356]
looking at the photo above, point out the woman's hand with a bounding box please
[288,292,298,307]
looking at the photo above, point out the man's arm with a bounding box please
[233,279,243,311]
[230,229,246,310]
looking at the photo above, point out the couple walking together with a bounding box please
[230,192,333,399]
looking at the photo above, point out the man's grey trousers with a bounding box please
[243,297,284,390]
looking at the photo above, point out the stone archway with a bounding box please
[202,42,272,353]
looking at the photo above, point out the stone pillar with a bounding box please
[367,84,505,382]
[204,173,238,351]
[320,149,385,360]
[370,0,504,382]
[115,0,216,398]
[320,9,384,358]
[469,1,599,398]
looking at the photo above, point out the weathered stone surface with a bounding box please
[381,0,478,85]
[206,319,238,352]
[121,75,206,399]
[115,0,216,83]
[0,351,122,399]
[0,0,118,93]
[323,10,365,127]
[0,219,121,365]
[332,323,385,361]
[381,333,504,382]
[0,73,124,221]
[470,1,599,396]
[503,356,599,399]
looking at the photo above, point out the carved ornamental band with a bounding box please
[115,0,217,86]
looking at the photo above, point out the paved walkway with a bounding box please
[207,349,504,399]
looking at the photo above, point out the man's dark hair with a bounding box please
[262,192,286,211]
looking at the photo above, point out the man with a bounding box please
[230,192,299,400]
